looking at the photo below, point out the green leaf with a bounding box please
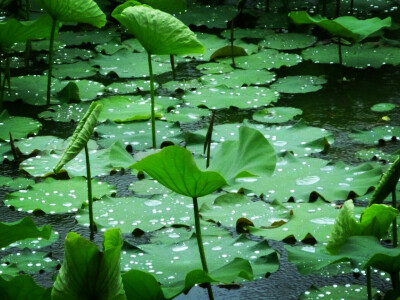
[52,229,125,300]
[350,125,400,144]
[1,249,58,274]
[164,107,211,124]
[201,69,276,88]
[288,11,391,42]
[122,270,165,300]
[270,76,327,94]
[0,111,42,141]
[260,33,317,50]
[0,217,51,248]
[209,45,248,61]
[299,284,381,300]
[369,156,400,205]
[359,204,398,238]
[54,102,103,173]
[114,5,204,55]
[0,275,51,300]
[371,102,396,112]
[36,0,106,27]
[252,107,303,123]
[132,145,227,197]
[39,103,91,123]
[209,127,276,183]
[0,176,35,189]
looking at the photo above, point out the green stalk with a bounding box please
[230,19,236,68]
[0,51,3,112]
[84,144,95,234]
[366,267,372,300]
[46,17,57,106]
[5,53,10,89]
[147,51,156,149]
[392,189,398,247]
[170,54,176,80]
[193,197,214,300]
[204,110,216,169]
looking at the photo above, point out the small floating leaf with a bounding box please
[371,103,396,112]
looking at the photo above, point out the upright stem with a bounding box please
[204,110,216,168]
[392,189,398,248]
[366,267,372,300]
[147,51,156,149]
[230,19,236,67]
[5,53,10,89]
[193,197,214,300]
[25,0,30,20]
[336,0,340,18]
[170,54,176,80]
[85,144,95,235]
[0,51,3,112]
[46,17,57,106]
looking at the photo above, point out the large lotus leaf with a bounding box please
[5,231,59,250]
[289,11,391,42]
[129,179,170,196]
[0,249,58,274]
[97,96,163,123]
[227,152,381,202]
[188,120,333,157]
[299,284,381,300]
[253,107,303,123]
[14,136,65,155]
[270,76,327,94]
[4,177,115,214]
[13,39,66,52]
[58,80,105,101]
[200,69,276,88]
[209,45,248,61]
[209,127,276,183]
[356,148,398,162]
[162,79,206,93]
[0,275,51,300]
[350,125,400,144]
[51,61,97,80]
[0,217,51,248]
[77,194,215,232]
[164,106,211,123]
[105,80,154,94]
[196,62,234,74]
[0,15,60,49]
[260,33,317,50]
[121,233,278,291]
[0,177,35,189]
[183,85,279,109]
[114,5,204,55]
[217,48,302,70]
[54,102,102,173]
[52,229,125,300]
[90,49,172,78]
[95,120,183,150]
[302,43,400,68]
[121,270,165,300]
[132,146,227,197]
[36,0,106,27]
[0,111,42,141]
[38,103,91,123]
[21,141,134,177]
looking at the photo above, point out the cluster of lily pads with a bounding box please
[1,0,400,299]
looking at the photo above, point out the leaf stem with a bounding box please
[85,144,95,235]
[204,110,216,169]
[392,188,398,248]
[0,51,3,112]
[366,267,372,300]
[170,54,176,80]
[230,19,236,68]
[193,197,214,300]
[147,51,156,149]
[46,17,57,106]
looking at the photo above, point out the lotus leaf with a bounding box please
[0,111,42,141]
[260,33,317,50]
[58,30,119,46]
[299,284,381,299]
[132,146,227,197]
[58,80,104,102]
[270,76,327,94]
[0,177,35,189]
[4,177,115,214]
[52,229,125,300]
[13,40,66,52]
[5,231,59,250]
[196,62,234,74]
[201,69,276,88]
[36,0,106,27]
[217,48,302,70]
[0,275,51,300]
[105,80,154,94]
[302,43,400,68]
[51,61,97,79]
[221,28,273,40]
[121,270,165,300]
[38,48,94,64]
[252,107,303,123]
[95,120,183,150]
[0,217,51,248]
[14,136,65,155]
[209,45,248,61]
[183,85,279,109]
[288,12,391,43]
[114,5,204,55]
[162,79,206,92]
[0,250,58,274]
[356,148,398,162]
[164,106,211,123]
[371,103,396,112]
[39,103,91,123]
[349,125,400,144]
[129,179,170,196]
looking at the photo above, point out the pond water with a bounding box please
[1,0,400,299]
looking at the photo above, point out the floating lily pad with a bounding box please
[260,33,317,50]
[0,250,58,274]
[221,28,273,40]
[58,29,119,46]
[196,62,234,74]
[95,38,146,55]
[95,120,183,150]
[201,69,276,88]
[0,111,42,141]
[4,177,115,214]
[6,231,59,250]
[177,4,237,28]
[21,141,134,177]
[97,96,163,123]
[371,102,396,112]
[104,80,154,94]
[0,275,51,298]
[227,152,381,202]
[38,103,91,123]
[12,40,66,52]
[51,61,97,79]
[38,48,94,64]
[91,49,173,78]
[14,136,65,155]
[349,126,400,144]
[162,79,206,92]
[58,80,105,101]
[355,148,398,162]
[302,43,400,68]
[129,179,170,196]
[217,48,302,70]
[270,76,327,94]
[183,85,279,109]
[299,284,381,300]
[0,177,35,190]
[253,107,303,123]
[163,106,211,123]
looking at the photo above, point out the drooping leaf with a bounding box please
[121,270,165,300]
[0,217,51,248]
[288,11,391,42]
[131,145,227,197]
[114,5,204,55]
[0,275,51,300]
[36,0,106,27]
[53,102,103,173]
[52,229,126,300]
[0,111,42,141]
